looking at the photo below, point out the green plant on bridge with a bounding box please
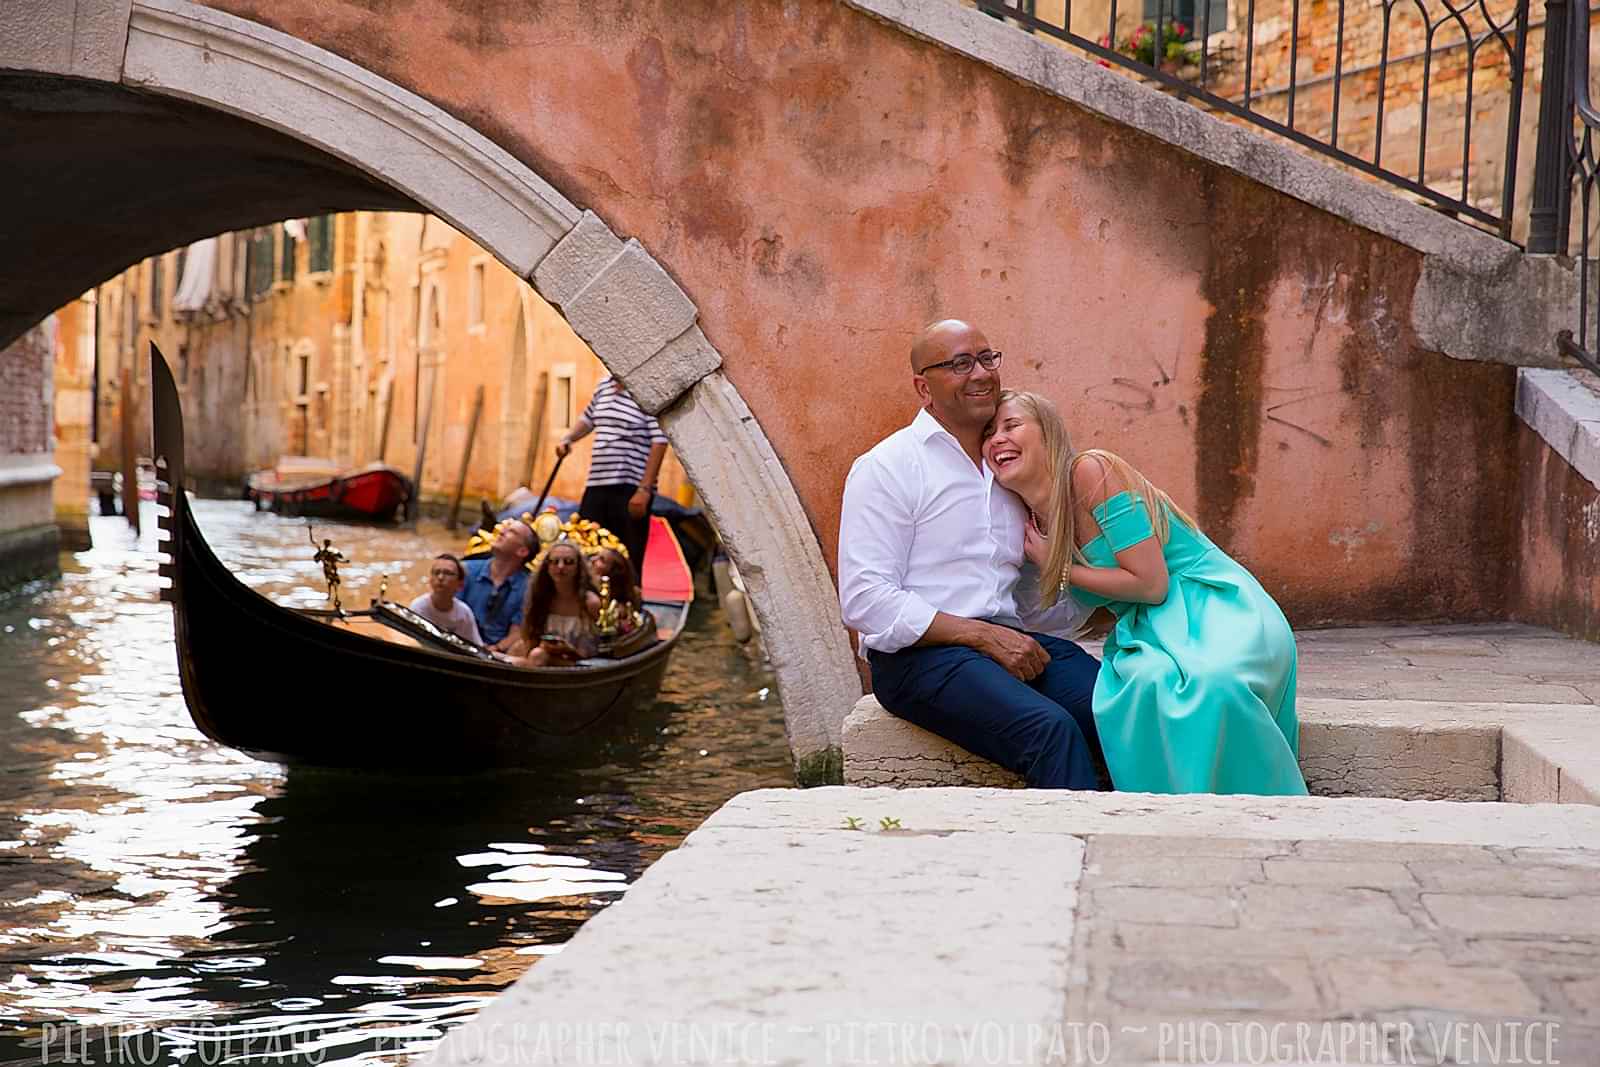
[1100,20,1196,68]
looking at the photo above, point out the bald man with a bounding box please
[837,319,1103,789]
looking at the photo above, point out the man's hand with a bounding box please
[628,486,651,519]
[975,622,1048,681]
[555,438,572,459]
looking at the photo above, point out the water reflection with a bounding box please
[0,501,791,1064]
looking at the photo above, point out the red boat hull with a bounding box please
[249,464,412,523]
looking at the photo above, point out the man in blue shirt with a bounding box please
[458,520,535,648]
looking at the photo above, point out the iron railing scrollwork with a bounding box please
[976,0,1531,237]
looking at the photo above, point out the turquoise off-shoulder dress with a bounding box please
[1072,491,1308,795]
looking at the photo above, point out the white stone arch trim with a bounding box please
[0,0,133,83]
[121,0,580,278]
[47,0,863,774]
[659,373,861,771]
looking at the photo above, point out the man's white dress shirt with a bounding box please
[838,408,1091,655]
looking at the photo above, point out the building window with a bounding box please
[308,215,334,274]
[150,256,163,319]
[297,352,310,400]
[468,261,486,329]
[248,229,274,299]
[279,225,297,282]
[215,235,232,301]
[178,344,190,386]
[552,363,576,431]
[1144,0,1226,35]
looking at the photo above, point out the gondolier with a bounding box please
[556,376,669,582]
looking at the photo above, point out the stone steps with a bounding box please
[843,624,1600,803]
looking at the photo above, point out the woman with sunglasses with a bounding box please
[505,541,602,667]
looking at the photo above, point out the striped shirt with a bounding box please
[581,377,669,488]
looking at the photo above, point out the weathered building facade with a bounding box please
[51,294,94,552]
[92,214,691,512]
[0,321,60,586]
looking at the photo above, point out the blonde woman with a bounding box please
[983,390,1307,795]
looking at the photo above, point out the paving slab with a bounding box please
[423,789,1600,1067]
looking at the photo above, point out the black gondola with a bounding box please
[150,344,691,770]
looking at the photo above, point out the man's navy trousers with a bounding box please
[869,632,1103,789]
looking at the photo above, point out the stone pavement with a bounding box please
[423,788,1600,1067]
[419,624,1600,1067]
[845,623,1600,803]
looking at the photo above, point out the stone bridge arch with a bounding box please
[2,0,858,781]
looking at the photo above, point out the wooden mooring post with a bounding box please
[376,377,395,463]
[446,384,484,530]
[521,371,550,492]
[407,376,434,525]
[120,368,139,534]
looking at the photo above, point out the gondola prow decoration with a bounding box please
[308,526,350,616]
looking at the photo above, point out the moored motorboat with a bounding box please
[151,344,692,770]
[247,461,412,523]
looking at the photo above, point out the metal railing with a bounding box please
[976,0,1531,238]
[1529,0,1600,374]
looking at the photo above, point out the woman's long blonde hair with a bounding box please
[996,390,1197,607]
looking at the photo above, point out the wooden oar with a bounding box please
[532,451,566,515]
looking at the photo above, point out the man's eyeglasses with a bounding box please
[917,349,1003,376]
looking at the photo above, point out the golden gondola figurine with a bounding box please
[308,526,350,614]
[595,575,621,638]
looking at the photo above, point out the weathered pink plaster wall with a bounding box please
[200,0,1520,623]
[1512,427,1600,642]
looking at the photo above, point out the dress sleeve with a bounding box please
[1093,493,1156,553]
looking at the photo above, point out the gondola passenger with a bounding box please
[505,542,602,667]
[410,553,483,644]
[459,520,534,650]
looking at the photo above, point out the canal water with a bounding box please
[0,501,792,1065]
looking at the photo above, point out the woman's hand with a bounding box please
[1023,521,1051,569]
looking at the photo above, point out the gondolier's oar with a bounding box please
[532,452,566,515]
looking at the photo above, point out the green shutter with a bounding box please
[249,230,274,298]
[309,216,335,273]
[279,225,296,282]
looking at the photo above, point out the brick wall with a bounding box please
[971,0,1583,242]
[1,320,53,456]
